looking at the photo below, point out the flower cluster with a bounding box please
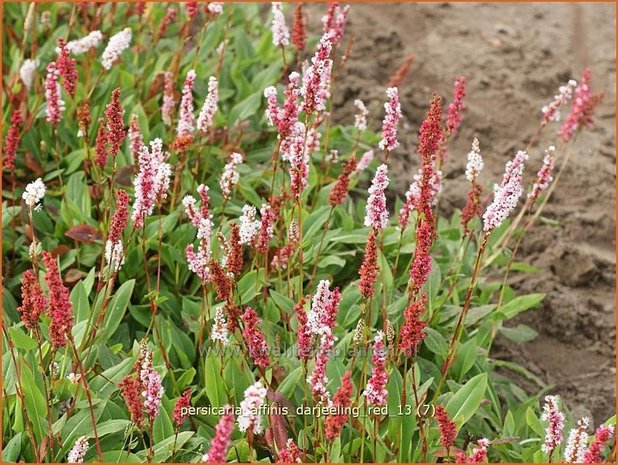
[173,389,192,426]
[461,138,484,234]
[101,27,132,70]
[583,424,614,463]
[528,146,556,204]
[162,71,176,126]
[300,32,333,115]
[64,30,103,55]
[324,371,353,440]
[197,76,219,134]
[67,436,89,463]
[241,307,270,368]
[105,190,130,272]
[482,150,528,232]
[238,382,267,434]
[17,270,46,330]
[42,251,74,348]
[540,395,565,454]
[19,58,38,90]
[139,347,164,418]
[398,293,427,356]
[271,3,289,47]
[291,4,306,52]
[184,185,214,282]
[541,78,577,124]
[564,417,590,463]
[321,2,349,45]
[363,331,389,406]
[132,138,172,228]
[456,438,490,463]
[220,152,243,200]
[44,61,65,124]
[354,99,369,132]
[56,38,78,97]
[203,405,235,462]
[277,439,303,463]
[435,404,457,449]
[378,87,402,152]
[177,69,196,137]
[329,156,357,206]
[3,109,22,170]
[358,230,379,299]
[559,69,601,141]
[364,164,390,230]
[446,76,466,135]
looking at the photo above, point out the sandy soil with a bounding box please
[306,2,616,423]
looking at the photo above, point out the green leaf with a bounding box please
[498,293,545,319]
[2,432,22,462]
[445,373,488,428]
[278,366,303,398]
[19,361,46,443]
[141,431,194,462]
[97,279,135,342]
[203,351,227,408]
[8,328,37,352]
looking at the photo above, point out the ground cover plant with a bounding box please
[1,2,615,463]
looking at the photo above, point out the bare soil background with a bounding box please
[306,2,616,423]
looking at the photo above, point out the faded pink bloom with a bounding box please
[203,405,235,462]
[446,76,466,136]
[356,149,374,172]
[239,205,260,245]
[542,79,577,125]
[101,28,132,70]
[465,137,484,182]
[197,76,219,134]
[528,146,555,203]
[398,164,442,230]
[177,69,196,136]
[354,99,369,132]
[132,138,172,228]
[219,152,243,200]
[364,164,389,230]
[184,185,213,282]
[363,331,389,406]
[541,395,565,454]
[271,3,289,47]
[139,348,163,419]
[128,114,144,160]
[45,62,65,124]
[206,2,223,15]
[378,87,402,152]
[162,71,176,126]
[482,150,528,232]
[321,2,349,46]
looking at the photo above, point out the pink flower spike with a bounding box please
[321,2,349,46]
[132,138,172,229]
[271,3,290,47]
[354,99,369,132]
[564,417,590,463]
[56,38,78,97]
[277,438,303,463]
[162,71,176,126]
[139,349,163,419]
[364,164,390,231]
[238,382,267,434]
[540,395,565,455]
[378,87,402,153]
[356,149,374,172]
[528,146,555,204]
[203,405,235,462]
[241,307,270,368]
[482,150,528,232]
[44,62,65,125]
[177,69,196,136]
[219,152,243,200]
[559,69,601,141]
[446,76,466,136]
[42,251,74,348]
[197,76,219,134]
[541,78,577,125]
[128,114,144,160]
[300,32,333,115]
[583,424,614,463]
[101,28,132,70]
[363,331,389,407]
